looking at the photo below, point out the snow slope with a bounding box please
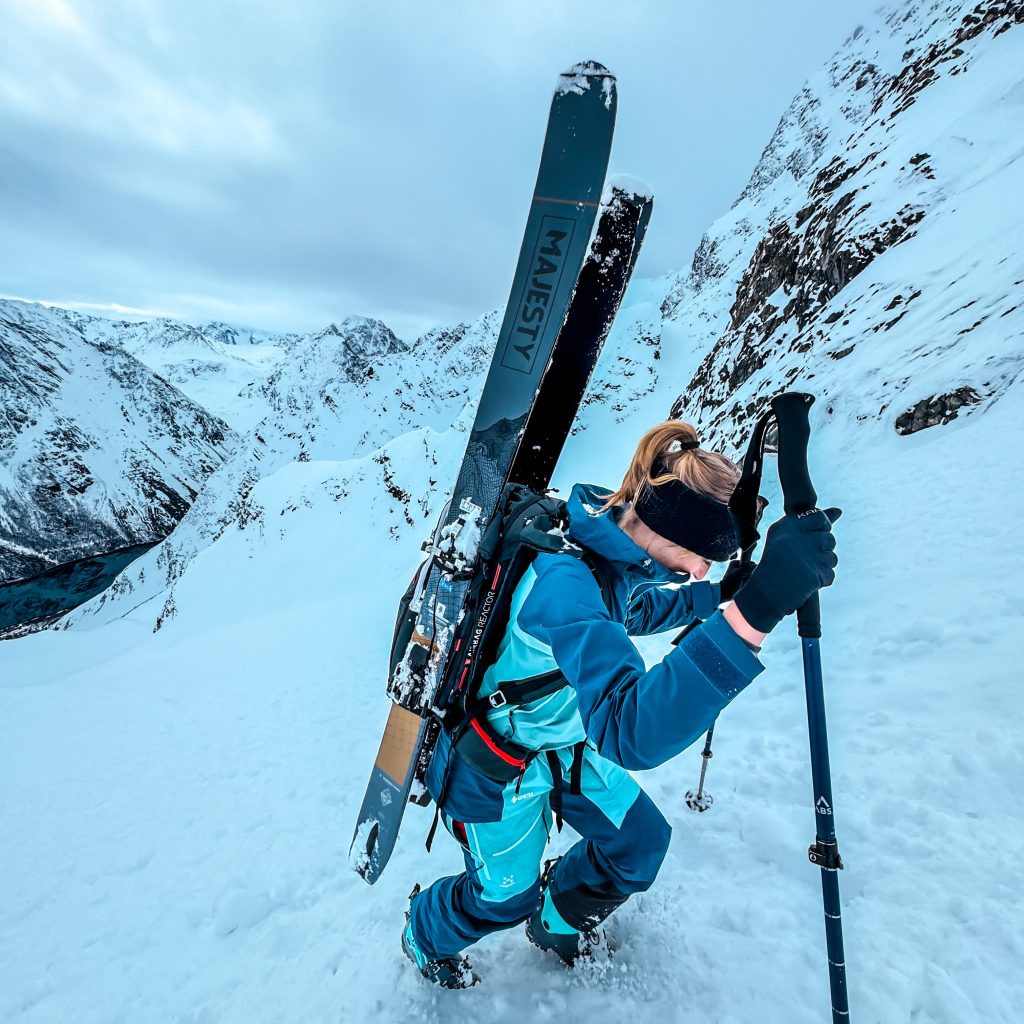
[1,381,1020,1024]
[2,1,1024,1022]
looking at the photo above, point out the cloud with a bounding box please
[0,0,882,335]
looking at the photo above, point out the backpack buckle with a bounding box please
[488,691,508,708]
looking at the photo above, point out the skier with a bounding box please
[402,420,839,987]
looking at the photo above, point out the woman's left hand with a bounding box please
[718,558,756,603]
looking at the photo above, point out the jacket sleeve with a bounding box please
[625,579,722,636]
[517,554,764,770]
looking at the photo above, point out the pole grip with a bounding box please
[770,392,817,515]
[771,392,822,638]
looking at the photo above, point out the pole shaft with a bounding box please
[695,724,714,800]
[802,637,849,1021]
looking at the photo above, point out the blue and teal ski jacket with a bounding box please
[479,482,765,770]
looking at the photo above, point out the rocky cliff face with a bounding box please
[0,301,235,581]
[661,0,1024,452]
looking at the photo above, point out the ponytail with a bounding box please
[603,420,740,509]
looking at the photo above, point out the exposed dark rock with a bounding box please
[894,386,984,434]
[873,1,1023,120]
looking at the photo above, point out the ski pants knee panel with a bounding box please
[549,786,671,930]
[603,787,672,891]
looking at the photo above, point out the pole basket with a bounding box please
[684,789,714,812]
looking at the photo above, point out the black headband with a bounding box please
[633,468,740,562]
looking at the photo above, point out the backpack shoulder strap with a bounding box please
[580,550,613,615]
[463,549,614,717]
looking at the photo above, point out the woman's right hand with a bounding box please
[733,508,840,634]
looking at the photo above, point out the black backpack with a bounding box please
[387,483,610,823]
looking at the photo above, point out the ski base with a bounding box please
[349,704,430,883]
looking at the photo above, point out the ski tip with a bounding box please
[560,59,613,78]
[556,60,616,101]
[603,173,654,206]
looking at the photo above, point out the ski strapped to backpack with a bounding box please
[382,482,610,842]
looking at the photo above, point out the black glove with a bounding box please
[734,508,840,633]
[718,557,756,604]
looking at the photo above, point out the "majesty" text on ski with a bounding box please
[501,216,575,374]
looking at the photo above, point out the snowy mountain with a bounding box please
[658,0,1024,453]
[57,311,503,628]
[2,2,1023,1022]
[0,300,234,582]
[59,309,299,428]
[0,305,422,591]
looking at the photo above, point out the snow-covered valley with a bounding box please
[2,1,1023,1022]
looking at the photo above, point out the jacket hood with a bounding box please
[565,482,686,585]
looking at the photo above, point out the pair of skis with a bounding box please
[350,60,653,884]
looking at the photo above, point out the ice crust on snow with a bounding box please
[347,818,376,872]
[438,504,482,568]
[602,74,615,110]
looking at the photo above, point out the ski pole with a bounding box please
[770,392,850,1023]
[684,724,715,812]
[678,409,774,813]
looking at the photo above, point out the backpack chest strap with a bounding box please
[463,668,567,717]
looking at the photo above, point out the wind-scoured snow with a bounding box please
[2,2,1023,1022]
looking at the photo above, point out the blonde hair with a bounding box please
[603,421,740,509]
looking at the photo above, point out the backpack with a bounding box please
[387,482,610,826]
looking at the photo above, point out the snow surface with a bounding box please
[3,2,1024,1021]
[2,369,1021,1024]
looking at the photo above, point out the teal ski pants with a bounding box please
[411,740,672,959]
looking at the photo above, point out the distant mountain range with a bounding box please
[0,303,428,585]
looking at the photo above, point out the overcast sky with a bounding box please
[1,0,884,339]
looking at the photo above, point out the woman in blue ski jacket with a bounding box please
[402,420,839,988]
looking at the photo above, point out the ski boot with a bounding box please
[402,885,479,989]
[525,858,611,967]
